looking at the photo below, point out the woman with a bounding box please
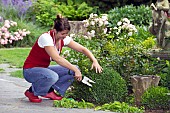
[23,14,103,103]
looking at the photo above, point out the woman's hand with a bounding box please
[91,61,103,73]
[74,70,82,81]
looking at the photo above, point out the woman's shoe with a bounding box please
[42,91,63,100]
[24,90,42,103]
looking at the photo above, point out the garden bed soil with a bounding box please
[145,110,170,113]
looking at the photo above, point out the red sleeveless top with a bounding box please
[23,30,64,69]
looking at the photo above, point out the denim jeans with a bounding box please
[23,65,75,96]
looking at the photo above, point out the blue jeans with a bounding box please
[23,65,75,96]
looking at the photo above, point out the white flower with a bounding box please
[113,27,118,30]
[104,20,109,25]
[90,21,95,26]
[83,35,91,39]
[157,57,160,60]
[89,13,94,18]
[116,32,119,35]
[93,14,98,17]
[117,21,122,26]
[122,18,130,24]
[98,19,103,27]
[103,28,107,34]
[128,32,133,36]
[94,18,99,22]
[83,19,89,27]
[101,14,108,21]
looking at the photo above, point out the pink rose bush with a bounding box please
[0,20,30,46]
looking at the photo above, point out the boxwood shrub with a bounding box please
[141,86,170,110]
[71,67,128,105]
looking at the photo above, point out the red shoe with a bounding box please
[24,90,42,103]
[42,91,63,100]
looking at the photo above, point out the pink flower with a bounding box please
[4,33,10,38]
[4,39,8,44]
[16,34,20,38]
[14,32,19,35]
[1,26,8,32]
[18,36,23,40]
[4,20,10,24]
[22,32,27,36]
[1,39,5,45]
[9,39,13,43]
[4,23,10,28]
[10,21,17,26]
[14,36,18,41]
[10,35,15,40]
[26,31,30,34]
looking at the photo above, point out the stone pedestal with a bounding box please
[131,75,160,106]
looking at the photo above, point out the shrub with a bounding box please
[108,5,152,27]
[0,20,30,48]
[71,67,128,105]
[0,0,33,19]
[141,86,170,110]
[31,0,95,26]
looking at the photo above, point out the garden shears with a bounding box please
[81,76,95,87]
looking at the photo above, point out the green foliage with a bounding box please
[95,101,144,113]
[108,5,152,27]
[31,0,95,26]
[53,98,95,109]
[71,67,128,105]
[56,0,94,21]
[0,2,18,20]
[141,86,170,110]
[158,60,170,89]
[54,98,144,113]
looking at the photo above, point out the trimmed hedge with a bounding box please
[71,67,128,105]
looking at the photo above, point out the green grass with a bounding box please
[10,70,23,78]
[0,68,4,72]
[0,47,69,78]
[0,48,31,68]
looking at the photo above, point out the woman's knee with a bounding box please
[47,74,59,83]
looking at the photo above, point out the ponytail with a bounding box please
[53,14,70,32]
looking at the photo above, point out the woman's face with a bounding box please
[55,30,69,40]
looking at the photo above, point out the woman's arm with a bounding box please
[67,40,103,73]
[45,46,82,81]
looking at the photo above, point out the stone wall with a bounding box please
[69,21,87,35]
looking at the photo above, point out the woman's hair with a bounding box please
[53,14,70,32]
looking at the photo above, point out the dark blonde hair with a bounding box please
[53,14,70,32]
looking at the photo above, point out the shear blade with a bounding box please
[81,76,95,87]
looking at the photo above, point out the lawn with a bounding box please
[0,48,31,68]
[0,47,68,78]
